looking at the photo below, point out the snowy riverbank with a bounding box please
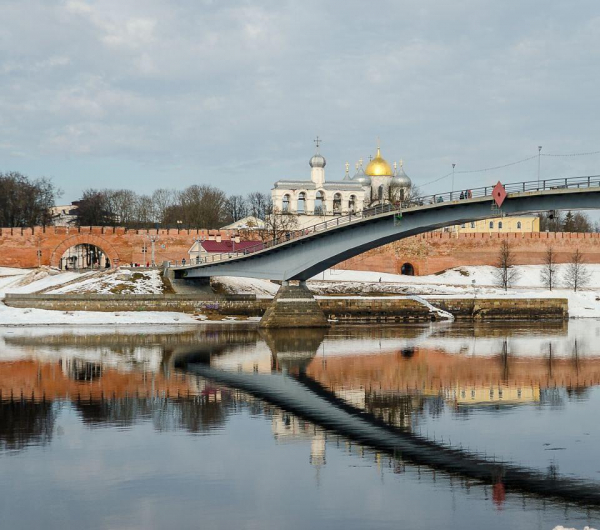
[1,265,599,325]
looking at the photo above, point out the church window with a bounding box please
[378,185,384,202]
[498,221,503,229]
[349,195,356,213]
[470,222,475,228]
[489,221,494,229]
[282,194,290,213]
[333,193,342,214]
[297,192,306,213]
[517,221,522,229]
[315,190,325,215]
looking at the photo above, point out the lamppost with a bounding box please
[148,235,159,267]
[537,146,542,187]
[176,220,182,233]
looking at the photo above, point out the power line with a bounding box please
[542,149,600,157]
[420,155,537,187]
[420,172,453,187]
[420,148,600,188]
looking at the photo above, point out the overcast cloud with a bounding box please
[1,0,599,201]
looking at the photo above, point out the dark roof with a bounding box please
[201,240,262,253]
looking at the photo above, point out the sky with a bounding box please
[1,0,600,203]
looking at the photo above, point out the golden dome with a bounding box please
[365,147,393,176]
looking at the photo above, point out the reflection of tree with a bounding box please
[540,388,565,409]
[366,393,425,429]
[565,386,590,400]
[0,400,56,452]
[69,361,102,382]
[72,392,240,433]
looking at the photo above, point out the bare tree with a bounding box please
[247,192,270,220]
[134,194,156,227]
[540,245,559,291]
[168,185,228,229]
[564,248,590,292]
[539,211,563,232]
[151,188,176,226]
[0,171,60,227]
[106,189,137,226]
[260,200,299,243]
[493,239,520,291]
[75,189,114,226]
[224,195,248,223]
[571,212,593,233]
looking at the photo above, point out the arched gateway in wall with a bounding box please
[50,234,120,269]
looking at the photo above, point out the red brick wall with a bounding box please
[0,226,240,268]
[2,226,600,274]
[338,232,600,275]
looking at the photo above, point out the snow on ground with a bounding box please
[0,271,27,295]
[0,267,27,277]
[0,267,167,297]
[0,267,192,325]
[0,303,203,325]
[0,267,264,325]
[213,276,280,297]
[0,267,91,300]
[302,265,600,319]
[50,268,165,294]
[313,264,600,289]
[1,264,600,322]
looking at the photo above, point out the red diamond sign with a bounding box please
[492,181,507,207]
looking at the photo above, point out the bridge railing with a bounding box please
[178,174,600,267]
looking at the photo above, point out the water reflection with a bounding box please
[0,400,56,452]
[1,322,600,529]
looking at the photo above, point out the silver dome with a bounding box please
[309,153,326,168]
[391,167,411,188]
[352,164,370,186]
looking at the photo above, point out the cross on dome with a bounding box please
[309,136,326,168]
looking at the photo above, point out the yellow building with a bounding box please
[447,384,540,406]
[452,215,540,234]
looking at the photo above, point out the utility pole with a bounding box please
[452,163,456,200]
[537,146,542,187]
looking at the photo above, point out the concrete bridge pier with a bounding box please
[259,281,330,329]
[164,268,214,294]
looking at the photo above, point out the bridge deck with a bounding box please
[172,176,600,281]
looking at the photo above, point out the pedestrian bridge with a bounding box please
[172,176,600,281]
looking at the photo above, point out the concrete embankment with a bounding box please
[4,293,568,321]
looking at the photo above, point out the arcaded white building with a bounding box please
[271,141,411,226]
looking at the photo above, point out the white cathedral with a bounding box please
[271,139,412,226]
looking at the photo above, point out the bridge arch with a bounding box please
[50,234,120,269]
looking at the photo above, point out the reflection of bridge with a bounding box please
[173,177,600,281]
[184,361,600,507]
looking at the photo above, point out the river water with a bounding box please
[1,321,599,530]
